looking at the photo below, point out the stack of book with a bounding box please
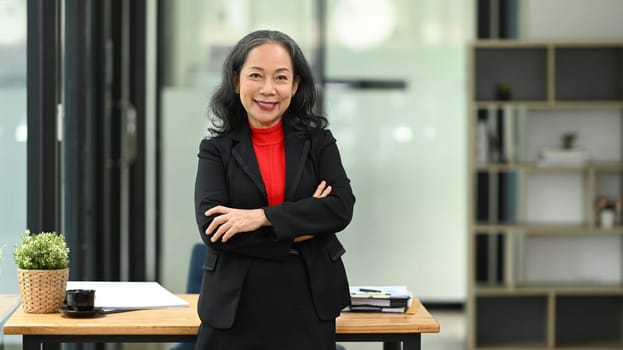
[344,286,412,313]
[538,148,589,167]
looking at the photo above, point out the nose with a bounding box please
[259,79,275,95]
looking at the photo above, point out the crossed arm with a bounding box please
[204,180,332,243]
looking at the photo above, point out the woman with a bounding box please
[193,30,355,349]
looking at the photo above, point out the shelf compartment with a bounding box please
[474,47,547,101]
[556,296,623,346]
[475,171,520,224]
[524,108,622,164]
[475,233,506,285]
[475,285,623,295]
[523,235,622,286]
[474,101,623,109]
[473,224,623,234]
[475,162,623,172]
[476,296,547,347]
[555,47,623,101]
[595,170,623,204]
[524,172,586,225]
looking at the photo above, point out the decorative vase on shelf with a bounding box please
[13,230,70,313]
[600,209,615,229]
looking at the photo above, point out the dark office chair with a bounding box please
[174,243,346,350]
[169,243,207,350]
[186,243,208,294]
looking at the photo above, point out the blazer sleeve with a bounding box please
[194,137,291,260]
[263,129,355,241]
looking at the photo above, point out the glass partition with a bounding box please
[159,0,472,302]
[325,0,470,300]
[0,0,27,294]
[0,1,27,349]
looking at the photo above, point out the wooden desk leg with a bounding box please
[22,336,41,350]
[383,342,400,350]
[402,334,422,350]
[22,336,58,350]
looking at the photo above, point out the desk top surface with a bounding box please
[3,294,439,336]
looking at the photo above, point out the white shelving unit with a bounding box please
[468,40,623,349]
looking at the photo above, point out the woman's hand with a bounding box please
[205,206,269,243]
[312,180,332,198]
[205,180,331,243]
[293,180,332,243]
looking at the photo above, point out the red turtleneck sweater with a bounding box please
[250,121,286,206]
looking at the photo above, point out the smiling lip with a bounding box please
[255,100,278,111]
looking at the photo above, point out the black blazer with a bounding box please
[194,122,355,329]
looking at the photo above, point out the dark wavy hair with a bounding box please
[208,30,327,135]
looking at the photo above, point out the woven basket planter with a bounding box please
[17,268,69,313]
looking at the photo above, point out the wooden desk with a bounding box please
[4,294,439,350]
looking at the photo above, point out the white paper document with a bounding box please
[350,285,412,300]
[67,281,188,310]
[346,285,413,313]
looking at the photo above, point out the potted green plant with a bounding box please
[13,230,70,313]
[495,81,512,101]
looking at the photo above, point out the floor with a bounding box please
[337,308,466,350]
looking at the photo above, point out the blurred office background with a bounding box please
[159,0,470,303]
[1,1,623,350]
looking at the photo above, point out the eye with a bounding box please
[249,73,262,79]
[276,75,289,81]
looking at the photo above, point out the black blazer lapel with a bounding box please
[284,126,310,201]
[230,126,266,197]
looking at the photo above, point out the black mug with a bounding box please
[65,289,95,311]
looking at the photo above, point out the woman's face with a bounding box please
[236,43,299,128]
